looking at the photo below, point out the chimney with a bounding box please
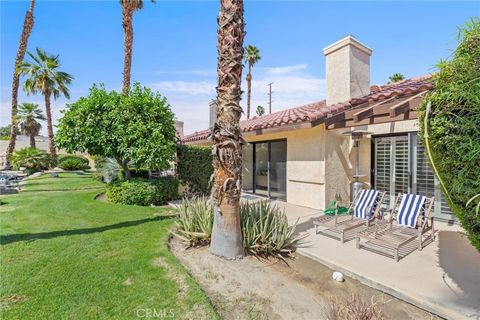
[174,118,184,140]
[209,100,217,129]
[323,35,372,105]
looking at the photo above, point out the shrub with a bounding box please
[93,157,119,183]
[418,18,480,251]
[9,147,50,174]
[323,293,385,320]
[58,158,90,171]
[106,177,179,206]
[176,145,213,195]
[58,154,89,166]
[173,197,305,257]
[119,168,150,179]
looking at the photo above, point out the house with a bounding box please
[183,35,454,223]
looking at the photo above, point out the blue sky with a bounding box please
[1,1,479,135]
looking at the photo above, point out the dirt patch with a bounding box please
[152,256,189,296]
[0,294,28,309]
[95,192,106,202]
[170,237,438,320]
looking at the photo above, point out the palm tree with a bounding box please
[16,103,46,148]
[120,0,155,95]
[389,73,405,83]
[244,45,261,119]
[17,48,73,164]
[210,0,245,259]
[5,0,36,169]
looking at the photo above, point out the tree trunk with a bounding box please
[246,65,252,119]
[44,90,57,166]
[5,0,35,168]
[210,0,245,260]
[29,134,36,148]
[116,158,131,180]
[121,3,134,95]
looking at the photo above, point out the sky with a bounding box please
[1,1,479,135]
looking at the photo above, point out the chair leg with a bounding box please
[340,232,345,243]
[418,233,423,251]
[356,237,360,249]
[315,225,318,234]
[394,249,399,262]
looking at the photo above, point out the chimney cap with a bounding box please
[323,35,372,56]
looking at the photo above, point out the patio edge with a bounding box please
[297,248,460,320]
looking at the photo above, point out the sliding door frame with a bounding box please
[245,138,287,200]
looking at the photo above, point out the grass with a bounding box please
[0,172,218,319]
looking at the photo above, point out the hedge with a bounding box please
[58,154,89,166]
[105,177,179,206]
[176,145,213,195]
[418,18,480,251]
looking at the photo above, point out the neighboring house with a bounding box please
[183,35,454,223]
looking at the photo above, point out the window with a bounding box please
[373,133,454,222]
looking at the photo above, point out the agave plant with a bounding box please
[173,197,306,258]
[241,201,306,259]
[173,196,213,246]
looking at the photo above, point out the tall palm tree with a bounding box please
[17,48,73,164]
[210,0,245,259]
[244,45,261,119]
[5,0,36,169]
[120,0,155,95]
[16,103,45,148]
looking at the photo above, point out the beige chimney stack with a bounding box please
[323,35,372,106]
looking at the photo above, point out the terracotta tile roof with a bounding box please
[182,75,433,143]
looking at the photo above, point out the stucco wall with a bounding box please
[326,119,419,204]
[246,126,326,210]
[185,119,419,211]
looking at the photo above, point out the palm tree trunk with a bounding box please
[44,90,57,166]
[210,0,245,260]
[5,0,35,168]
[246,64,252,119]
[121,3,134,95]
[29,134,36,148]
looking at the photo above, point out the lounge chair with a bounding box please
[313,189,386,243]
[355,193,435,261]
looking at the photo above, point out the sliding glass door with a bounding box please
[373,133,454,222]
[242,140,287,200]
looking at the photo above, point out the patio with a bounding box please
[247,196,480,320]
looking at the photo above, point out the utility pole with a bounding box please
[267,82,273,114]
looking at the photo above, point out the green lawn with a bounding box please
[0,172,217,319]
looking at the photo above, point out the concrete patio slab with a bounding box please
[265,199,480,320]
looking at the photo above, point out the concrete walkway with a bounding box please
[263,198,480,320]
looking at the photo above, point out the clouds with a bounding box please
[1,64,325,137]
[150,63,325,135]
[263,64,308,75]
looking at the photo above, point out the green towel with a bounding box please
[324,199,349,216]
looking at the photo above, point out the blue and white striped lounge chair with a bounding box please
[313,189,386,243]
[356,193,435,261]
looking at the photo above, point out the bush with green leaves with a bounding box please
[58,158,90,171]
[418,18,480,251]
[173,197,305,258]
[105,177,179,206]
[58,154,89,166]
[56,83,177,180]
[119,168,150,179]
[9,147,51,174]
[176,145,213,195]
